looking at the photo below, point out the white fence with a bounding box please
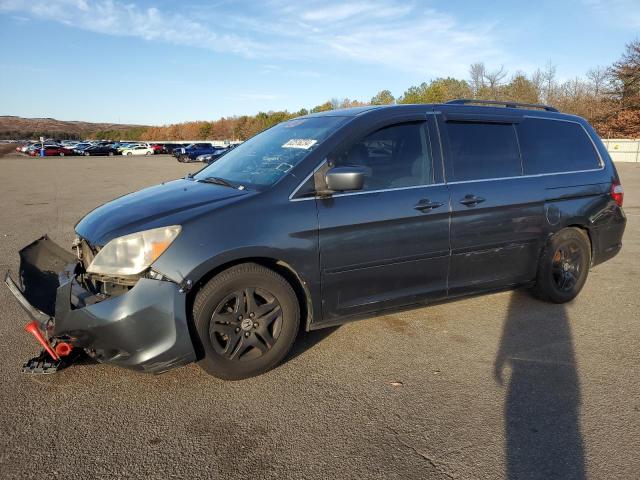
[603,139,640,163]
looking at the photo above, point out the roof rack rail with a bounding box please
[445,99,559,112]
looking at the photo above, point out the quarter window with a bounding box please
[445,122,521,182]
[517,118,600,174]
[333,122,432,191]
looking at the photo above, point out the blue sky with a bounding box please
[0,0,638,125]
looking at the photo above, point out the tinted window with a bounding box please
[517,118,600,174]
[334,122,432,190]
[446,122,521,181]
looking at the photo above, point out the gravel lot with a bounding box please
[0,154,638,480]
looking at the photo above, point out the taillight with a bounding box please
[611,180,624,207]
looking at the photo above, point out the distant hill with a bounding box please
[0,116,149,140]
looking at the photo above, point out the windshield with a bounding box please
[194,116,348,187]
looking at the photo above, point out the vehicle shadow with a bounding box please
[284,325,340,363]
[494,290,586,480]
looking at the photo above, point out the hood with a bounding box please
[75,178,248,245]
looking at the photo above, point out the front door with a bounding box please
[317,118,450,322]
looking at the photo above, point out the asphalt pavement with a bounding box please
[0,154,638,479]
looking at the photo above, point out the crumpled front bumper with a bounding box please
[5,236,197,374]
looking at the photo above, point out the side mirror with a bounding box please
[325,166,365,192]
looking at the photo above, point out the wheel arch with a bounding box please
[564,223,594,264]
[547,222,594,265]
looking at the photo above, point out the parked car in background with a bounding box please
[83,144,119,156]
[28,145,73,156]
[195,147,231,163]
[172,143,211,159]
[117,142,146,153]
[16,143,33,153]
[121,145,154,156]
[150,144,164,154]
[175,143,222,162]
[163,143,185,154]
[25,143,60,155]
[73,143,94,154]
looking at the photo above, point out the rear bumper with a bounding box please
[5,236,196,374]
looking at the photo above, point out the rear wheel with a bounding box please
[84,152,90,156]
[108,151,114,156]
[533,227,591,303]
[59,152,65,156]
[126,152,132,156]
[145,150,151,155]
[193,263,300,380]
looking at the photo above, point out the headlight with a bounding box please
[87,225,181,276]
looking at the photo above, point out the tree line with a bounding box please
[121,40,640,141]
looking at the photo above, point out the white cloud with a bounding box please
[0,0,266,57]
[0,0,507,77]
[274,1,505,77]
[301,1,412,22]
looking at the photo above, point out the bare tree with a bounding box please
[483,65,508,99]
[586,66,608,98]
[540,60,557,104]
[469,62,486,96]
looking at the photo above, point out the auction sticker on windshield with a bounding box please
[282,139,317,149]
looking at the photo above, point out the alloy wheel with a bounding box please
[551,242,583,292]
[209,287,283,361]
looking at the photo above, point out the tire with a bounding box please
[126,152,132,156]
[108,151,114,156]
[145,151,151,155]
[59,152,65,156]
[193,263,300,380]
[532,227,591,303]
[84,152,90,156]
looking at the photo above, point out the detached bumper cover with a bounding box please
[5,236,196,373]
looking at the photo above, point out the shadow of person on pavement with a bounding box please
[494,290,586,480]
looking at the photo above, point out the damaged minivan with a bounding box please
[5,100,626,380]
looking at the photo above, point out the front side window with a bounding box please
[517,118,601,174]
[195,116,349,188]
[332,122,432,191]
[445,122,521,182]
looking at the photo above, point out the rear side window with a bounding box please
[517,118,601,174]
[446,122,521,181]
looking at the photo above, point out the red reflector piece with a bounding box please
[611,181,624,207]
[55,342,73,357]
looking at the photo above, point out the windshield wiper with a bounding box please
[197,176,238,189]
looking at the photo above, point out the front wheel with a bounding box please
[84,152,90,156]
[108,151,114,156]
[533,227,591,303]
[126,152,132,156]
[193,263,300,380]
[145,151,151,155]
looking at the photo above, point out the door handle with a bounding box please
[459,195,486,207]
[414,199,445,212]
